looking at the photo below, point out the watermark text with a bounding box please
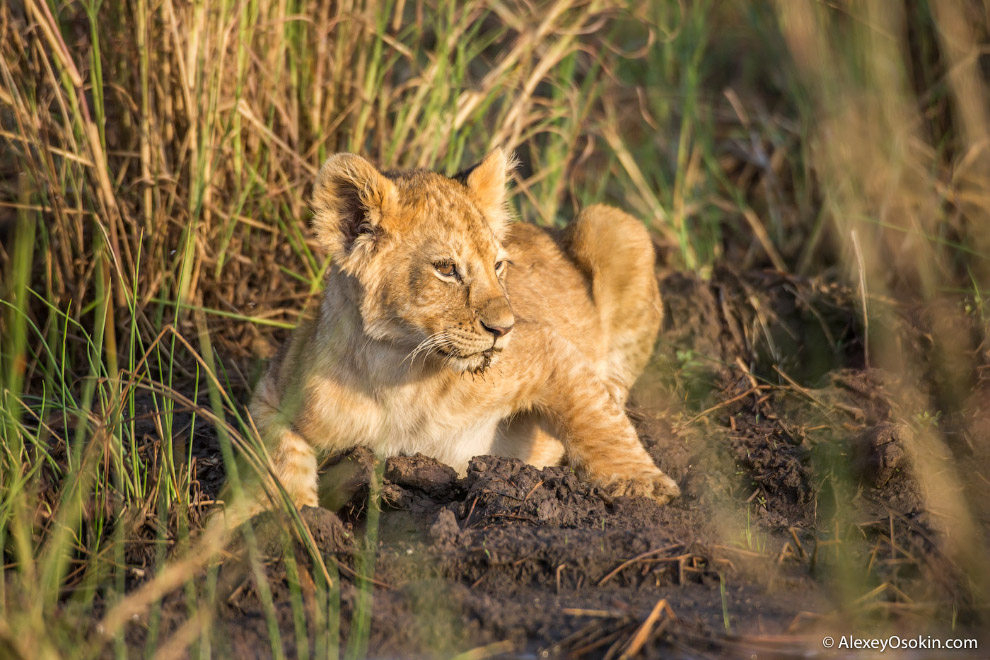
[821,635,978,652]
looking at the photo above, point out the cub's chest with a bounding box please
[299,372,509,450]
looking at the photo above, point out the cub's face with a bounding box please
[311,150,516,373]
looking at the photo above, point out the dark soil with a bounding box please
[121,269,990,659]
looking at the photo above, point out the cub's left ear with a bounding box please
[456,147,517,237]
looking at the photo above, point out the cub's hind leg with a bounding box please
[562,204,662,405]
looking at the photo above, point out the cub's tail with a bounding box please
[561,204,662,402]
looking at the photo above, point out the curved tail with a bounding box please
[561,204,662,402]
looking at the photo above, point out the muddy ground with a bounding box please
[122,269,990,659]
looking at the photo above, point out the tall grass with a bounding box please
[776,0,990,609]
[2,0,989,656]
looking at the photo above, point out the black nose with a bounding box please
[481,320,514,338]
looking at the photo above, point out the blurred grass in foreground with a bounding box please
[1,0,989,656]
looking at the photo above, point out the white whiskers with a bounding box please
[402,331,456,367]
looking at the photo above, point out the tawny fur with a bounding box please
[242,149,679,518]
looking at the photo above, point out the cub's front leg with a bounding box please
[230,377,321,520]
[537,337,680,504]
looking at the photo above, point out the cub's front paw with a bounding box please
[597,468,681,505]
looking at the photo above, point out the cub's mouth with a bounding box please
[437,346,502,374]
[472,347,500,374]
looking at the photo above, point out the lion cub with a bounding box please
[247,149,679,513]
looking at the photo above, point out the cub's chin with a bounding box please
[442,349,501,374]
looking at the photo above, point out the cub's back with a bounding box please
[502,223,607,362]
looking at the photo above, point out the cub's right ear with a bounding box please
[311,153,396,270]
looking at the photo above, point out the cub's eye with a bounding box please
[494,260,505,273]
[434,261,457,277]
